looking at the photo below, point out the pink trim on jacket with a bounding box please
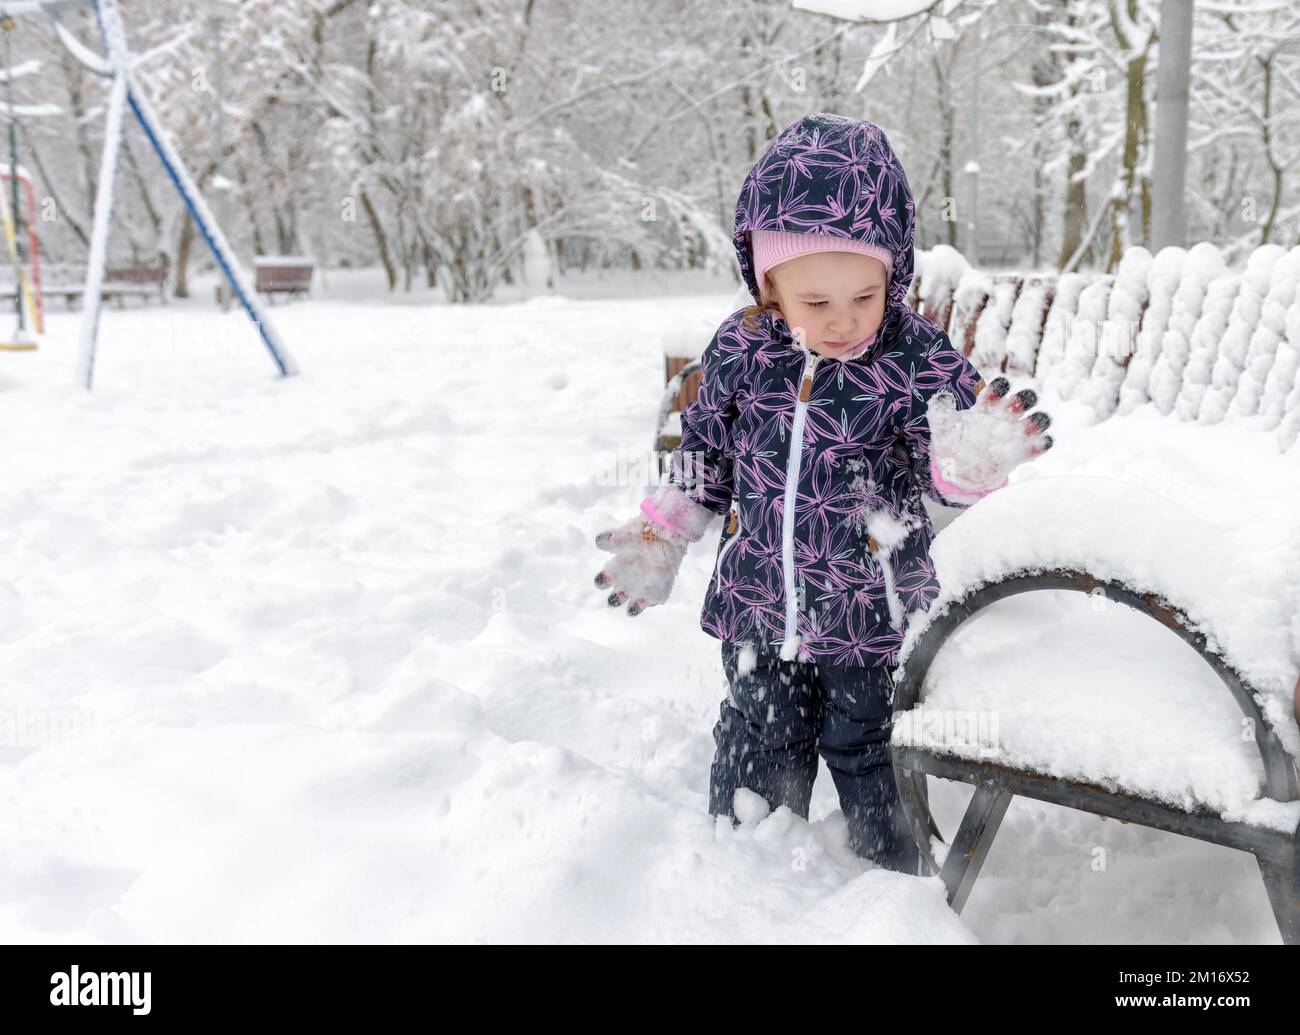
[640,497,686,538]
[833,329,878,362]
[929,454,1008,505]
[640,483,717,543]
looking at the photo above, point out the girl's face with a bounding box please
[764,252,890,359]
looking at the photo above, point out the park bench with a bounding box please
[254,255,314,301]
[102,264,167,305]
[7,262,169,308]
[889,477,1299,943]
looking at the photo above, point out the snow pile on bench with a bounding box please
[657,286,752,360]
[896,448,1300,830]
[912,241,1300,452]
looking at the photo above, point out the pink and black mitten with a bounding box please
[593,484,717,617]
[928,376,1053,505]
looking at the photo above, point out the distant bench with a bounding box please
[1,263,169,308]
[254,256,314,301]
[101,265,168,305]
[2,257,320,309]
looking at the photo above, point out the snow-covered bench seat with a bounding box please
[893,475,1300,943]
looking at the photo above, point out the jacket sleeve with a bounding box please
[898,331,987,509]
[663,318,747,517]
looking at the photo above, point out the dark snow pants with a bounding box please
[708,641,921,874]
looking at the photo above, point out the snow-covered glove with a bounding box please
[593,484,718,617]
[928,376,1053,504]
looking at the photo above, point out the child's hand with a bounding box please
[594,515,690,617]
[928,376,1053,499]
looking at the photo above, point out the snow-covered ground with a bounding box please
[0,269,1294,943]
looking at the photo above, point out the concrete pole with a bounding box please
[1152,0,1194,250]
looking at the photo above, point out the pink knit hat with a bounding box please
[751,229,893,300]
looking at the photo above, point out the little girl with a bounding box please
[594,113,1052,872]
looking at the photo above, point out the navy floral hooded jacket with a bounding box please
[668,112,985,667]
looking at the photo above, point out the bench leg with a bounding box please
[896,768,945,876]
[1257,851,1300,945]
[940,782,1013,914]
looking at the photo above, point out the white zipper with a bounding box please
[781,348,820,650]
[713,499,741,582]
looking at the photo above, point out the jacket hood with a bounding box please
[733,113,916,316]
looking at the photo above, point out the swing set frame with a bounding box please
[1,0,296,387]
